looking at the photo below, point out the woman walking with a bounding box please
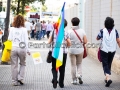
[96,17,120,87]
[8,15,30,86]
[31,20,35,39]
[41,20,47,38]
[48,19,71,88]
[46,21,54,39]
[68,17,87,85]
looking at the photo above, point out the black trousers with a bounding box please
[31,30,34,38]
[100,50,115,75]
[51,53,67,84]
[46,31,51,39]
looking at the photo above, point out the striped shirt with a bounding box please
[50,30,70,54]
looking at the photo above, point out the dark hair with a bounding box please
[32,20,35,25]
[104,17,114,29]
[12,15,25,28]
[64,19,67,28]
[71,17,80,26]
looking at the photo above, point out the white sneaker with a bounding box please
[12,82,18,86]
[71,80,77,85]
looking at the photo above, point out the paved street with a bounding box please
[0,40,120,90]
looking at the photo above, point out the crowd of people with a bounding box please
[6,14,120,89]
[24,19,55,40]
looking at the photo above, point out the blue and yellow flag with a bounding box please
[52,2,65,71]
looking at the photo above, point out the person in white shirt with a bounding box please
[31,20,35,38]
[46,21,54,39]
[96,17,120,87]
[24,19,32,39]
[8,15,30,86]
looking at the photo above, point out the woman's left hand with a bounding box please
[27,52,31,55]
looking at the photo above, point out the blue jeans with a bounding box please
[38,31,42,40]
[41,30,46,38]
[36,31,40,40]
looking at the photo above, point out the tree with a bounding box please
[38,0,45,5]
[1,0,11,65]
[42,5,47,12]
[3,0,11,42]
[11,0,46,15]
[30,5,38,12]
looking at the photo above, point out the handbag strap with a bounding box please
[51,30,54,49]
[52,30,54,41]
[73,29,83,43]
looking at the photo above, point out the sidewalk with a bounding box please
[0,50,120,90]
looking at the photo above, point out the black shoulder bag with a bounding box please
[46,31,54,63]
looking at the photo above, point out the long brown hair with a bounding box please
[12,15,25,28]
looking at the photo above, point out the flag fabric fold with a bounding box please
[52,2,65,71]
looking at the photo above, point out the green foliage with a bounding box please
[30,4,47,12]
[30,5,38,12]
[11,0,46,15]
[38,0,45,5]
[42,5,47,12]
[0,6,5,12]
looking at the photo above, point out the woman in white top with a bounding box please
[31,20,35,38]
[68,17,87,85]
[8,15,30,86]
[97,17,120,87]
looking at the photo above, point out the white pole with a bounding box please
[40,2,42,20]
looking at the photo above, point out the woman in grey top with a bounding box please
[68,17,87,85]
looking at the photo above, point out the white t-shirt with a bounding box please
[46,23,54,31]
[68,26,86,54]
[25,21,32,31]
[8,27,29,52]
[101,28,117,53]
[31,24,35,30]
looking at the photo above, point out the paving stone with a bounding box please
[0,50,120,90]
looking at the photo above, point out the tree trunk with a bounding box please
[16,0,20,15]
[1,0,11,64]
[2,0,11,43]
[21,1,25,15]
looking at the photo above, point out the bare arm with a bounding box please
[66,38,71,47]
[116,38,120,47]
[35,24,37,30]
[83,35,87,44]
[48,35,52,44]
